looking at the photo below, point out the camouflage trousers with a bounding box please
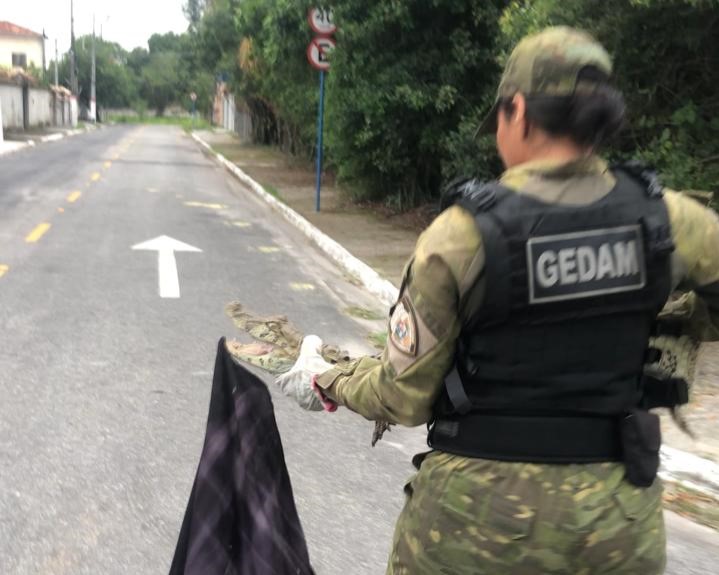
[386,451,666,575]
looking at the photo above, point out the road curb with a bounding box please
[191,131,400,308]
[192,130,719,499]
[36,127,94,144]
[0,126,95,156]
[39,133,66,143]
[660,446,719,499]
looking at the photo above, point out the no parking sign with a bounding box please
[306,7,337,212]
[306,36,336,71]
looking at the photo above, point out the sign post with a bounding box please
[315,70,326,212]
[190,92,197,129]
[307,8,336,212]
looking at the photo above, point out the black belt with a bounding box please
[428,413,622,464]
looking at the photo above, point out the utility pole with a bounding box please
[69,0,78,95]
[90,14,96,122]
[42,28,48,81]
[54,39,59,86]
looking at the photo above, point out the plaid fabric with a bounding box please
[169,338,314,575]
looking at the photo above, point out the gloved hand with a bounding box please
[275,335,337,412]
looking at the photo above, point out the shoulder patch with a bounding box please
[389,295,418,356]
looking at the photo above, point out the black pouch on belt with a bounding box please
[621,409,662,487]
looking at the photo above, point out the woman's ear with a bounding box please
[513,93,529,138]
[512,93,526,123]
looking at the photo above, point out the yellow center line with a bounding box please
[67,191,82,203]
[104,161,112,169]
[26,223,52,243]
[91,172,101,182]
[0,265,8,278]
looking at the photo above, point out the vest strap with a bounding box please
[443,366,472,415]
[429,413,622,463]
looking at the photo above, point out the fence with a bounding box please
[0,80,77,133]
[214,90,252,143]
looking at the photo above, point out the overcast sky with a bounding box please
[3,0,189,58]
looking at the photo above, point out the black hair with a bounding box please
[500,67,626,148]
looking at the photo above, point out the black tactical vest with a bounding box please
[429,164,675,464]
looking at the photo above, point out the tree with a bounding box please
[501,0,719,194]
[234,0,318,152]
[326,0,506,208]
[140,51,184,115]
[181,0,717,209]
[127,47,150,77]
[58,36,139,108]
[184,0,207,29]
[148,32,185,54]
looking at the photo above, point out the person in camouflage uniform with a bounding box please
[295,27,719,574]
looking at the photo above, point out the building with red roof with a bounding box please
[0,21,45,72]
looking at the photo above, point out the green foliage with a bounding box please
[326,0,506,208]
[140,52,184,116]
[368,331,388,350]
[71,0,717,209]
[148,32,185,54]
[111,114,212,131]
[184,0,207,29]
[56,28,216,119]
[234,0,318,153]
[501,0,719,194]
[58,36,139,108]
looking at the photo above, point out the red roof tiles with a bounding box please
[0,21,43,39]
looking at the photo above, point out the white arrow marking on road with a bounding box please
[132,236,202,298]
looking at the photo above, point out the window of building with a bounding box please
[12,53,28,69]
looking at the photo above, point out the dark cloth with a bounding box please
[169,338,314,575]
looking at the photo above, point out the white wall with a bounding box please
[0,36,44,70]
[0,83,76,129]
[0,83,23,128]
[69,97,78,128]
[28,88,51,126]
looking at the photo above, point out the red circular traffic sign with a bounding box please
[308,8,336,35]
[306,36,336,71]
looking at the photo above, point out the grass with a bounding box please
[262,183,282,200]
[662,481,719,531]
[109,115,212,132]
[344,306,385,321]
[367,331,388,350]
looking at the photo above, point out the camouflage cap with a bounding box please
[476,26,613,136]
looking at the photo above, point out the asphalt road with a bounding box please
[0,126,717,574]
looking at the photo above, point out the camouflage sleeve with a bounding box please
[664,190,719,340]
[315,206,484,426]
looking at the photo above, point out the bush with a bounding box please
[193,0,718,210]
[501,0,719,195]
[326,0,505,209]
